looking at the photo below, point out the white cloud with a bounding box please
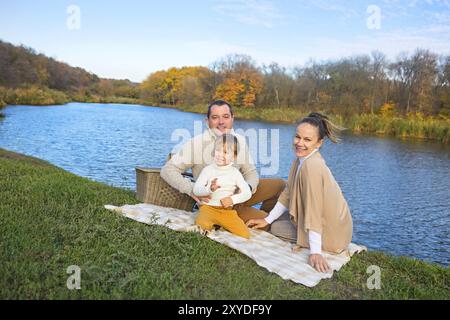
[303,27,450,63]
[184,38,304,70]
[297,0,360,19]
[426,11,450,23]
[212,0,283,27]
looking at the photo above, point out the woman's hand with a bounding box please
[246,218,269,229]
[220,196,233,208]
[309,254,331,273]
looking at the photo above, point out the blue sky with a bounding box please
[1,0,449,82]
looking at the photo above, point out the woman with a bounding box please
[246,112,353,273]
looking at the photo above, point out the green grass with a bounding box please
[0,85,140,110]
[0,148,449,299]
[343,114,450,143]
[71,95,141,105]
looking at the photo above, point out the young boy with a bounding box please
[193,134,252,238]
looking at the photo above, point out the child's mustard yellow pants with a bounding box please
[195,205,250,239]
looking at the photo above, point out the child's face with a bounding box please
[214,143,234,166]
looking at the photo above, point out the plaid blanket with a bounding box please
[104,203,367,287]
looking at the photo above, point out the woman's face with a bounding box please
[293,123,323,158]
[214,143,234,166]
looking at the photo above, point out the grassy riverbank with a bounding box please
[0,86,140,108]
[144,103,450,144]
[0,148,448,299]
[2,93,448,143]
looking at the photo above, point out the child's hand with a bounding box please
[220,197,233,208]
[210,178,220,192]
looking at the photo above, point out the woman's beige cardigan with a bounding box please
[277,151,353,253]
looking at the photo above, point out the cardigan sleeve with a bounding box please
[277,159,298,208]
[300,158,324,234]
[277,186,290,208]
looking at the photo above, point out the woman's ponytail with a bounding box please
[299,112,344,143]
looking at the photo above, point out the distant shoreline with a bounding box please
[1,98,449,143]
[142,102,450,144]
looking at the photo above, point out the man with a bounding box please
[160,100,285,223]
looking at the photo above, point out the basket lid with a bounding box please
[136,167,161,173]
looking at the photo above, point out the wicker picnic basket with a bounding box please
[135,167,196,212]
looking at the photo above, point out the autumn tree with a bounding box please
[259,63,295,108]
[140,66,214,106]
[213,54,263,107]
[390,49,438,115]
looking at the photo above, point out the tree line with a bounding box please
[1,39,449,119]
[0,39,139,106]
[141,52,450,118]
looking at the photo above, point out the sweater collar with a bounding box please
[213,162,234,170]
[298,148,319,163]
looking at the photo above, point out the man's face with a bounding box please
[206,104,234,135]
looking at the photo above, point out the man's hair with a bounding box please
[207,100,234,119]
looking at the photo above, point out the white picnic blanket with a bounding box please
[104,203,367,287]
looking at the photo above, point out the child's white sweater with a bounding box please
[193,162,252,207]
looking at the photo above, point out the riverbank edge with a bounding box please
[1,99,449,143]
[140,102,450,144]
[0,147,448,299]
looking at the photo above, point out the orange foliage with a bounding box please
[214,73,262,107]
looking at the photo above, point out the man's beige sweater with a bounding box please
[160,128,259,197]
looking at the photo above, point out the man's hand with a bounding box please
[309,254,331,273]
[220,196,233,208]
[246,218,269,229]
[210,178,220,192]
[192,195,211,206]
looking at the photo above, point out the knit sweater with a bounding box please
[193,162,252,207]
[160,128,259,197]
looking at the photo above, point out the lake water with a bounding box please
[0,103,449,266]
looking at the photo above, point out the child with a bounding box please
[193,133,252,238]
